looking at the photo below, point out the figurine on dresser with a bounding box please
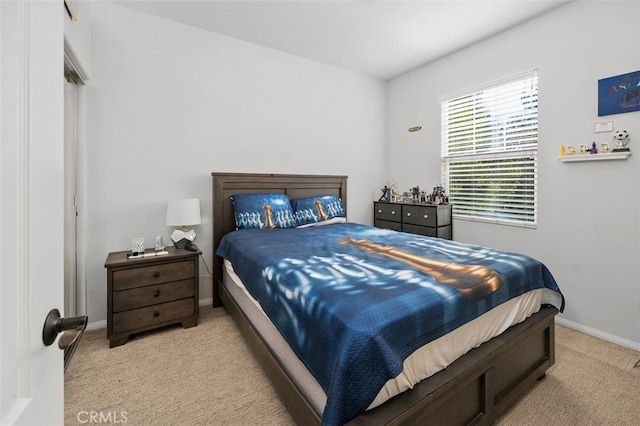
[428,185,449,205]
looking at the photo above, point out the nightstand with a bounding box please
[104,247,201,348]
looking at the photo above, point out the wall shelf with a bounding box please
[558,151,631,162]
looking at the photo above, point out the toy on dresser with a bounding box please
[428,185,449,205]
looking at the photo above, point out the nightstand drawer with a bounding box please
[113,260,194,291]
[374,203,401,222]
[113,279,195,312]
[112,298,194,333]
[402,205,437,227]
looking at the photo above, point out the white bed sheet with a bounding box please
[222,259,560,413]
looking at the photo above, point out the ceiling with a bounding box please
[113,0,572,81]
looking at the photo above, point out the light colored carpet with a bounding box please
[65,306,640,425]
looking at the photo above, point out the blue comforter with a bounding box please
[216,223,563,425]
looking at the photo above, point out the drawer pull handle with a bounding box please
[153,311,160,317]
[424,214,429,219]
[378,209,382,213]
[406,212,412,217]
[153,272,160,278]
[391,210,396,215]
[153,290,160,297]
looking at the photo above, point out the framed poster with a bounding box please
[598,70,640,116]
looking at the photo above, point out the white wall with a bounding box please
[387,0,640,347]
[85,2,387,324]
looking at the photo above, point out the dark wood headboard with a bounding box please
[211,172,348,306]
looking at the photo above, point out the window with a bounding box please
[441,71,538,227]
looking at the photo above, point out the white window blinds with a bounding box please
[441,71,538,227]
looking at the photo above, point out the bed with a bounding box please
[211,172,563,426]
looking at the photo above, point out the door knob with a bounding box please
[42,308,87,348]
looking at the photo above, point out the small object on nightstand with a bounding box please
[131,237,144,256]
[126,251,168,259]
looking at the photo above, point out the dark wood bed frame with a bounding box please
[212,172,557,425]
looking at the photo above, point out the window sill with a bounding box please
[558,151,631,162]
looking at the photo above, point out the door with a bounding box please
[0,1,65,424]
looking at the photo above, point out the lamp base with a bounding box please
[173,239,198,251]
[171,227,198,251]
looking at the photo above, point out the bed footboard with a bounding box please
[349,306,556,425]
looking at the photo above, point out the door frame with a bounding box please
[64,44,88,318]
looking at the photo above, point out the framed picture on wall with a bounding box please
[598,70,640,116]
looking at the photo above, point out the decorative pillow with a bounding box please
[291,195,346,227]
[231,193,296,230]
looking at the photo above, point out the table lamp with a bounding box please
[166,198,201,251]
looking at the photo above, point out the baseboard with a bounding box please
[85,298,216,331]
[85,301,639,351]
[556,317,640,351]
[199,297,213,307]
[86,320,106,331]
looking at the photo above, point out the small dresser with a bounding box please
[105,247,200,347]
[374,201,452,240]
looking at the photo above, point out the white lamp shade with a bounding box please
[166,198,202,226]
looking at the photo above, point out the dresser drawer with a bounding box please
[113,279,195,312]
[374,219,402,232]
[113,260,194,291]
[374,203,401,222]
[403,224,452,240]
[402,223,436,237]
[437,225,452,240]
[112,298,194,333]
[402,205,437,227]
